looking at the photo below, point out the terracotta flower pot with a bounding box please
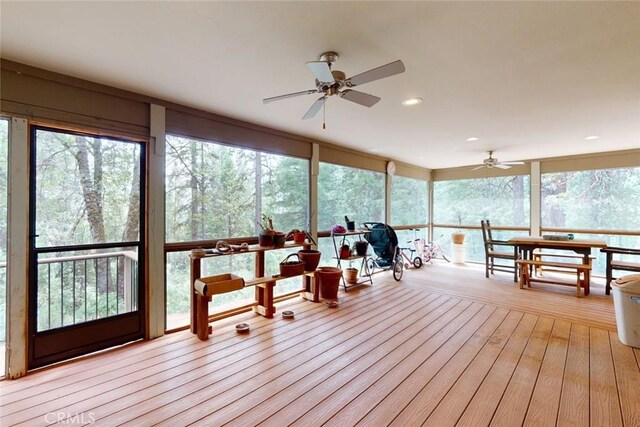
[293,231,306,244]
[451,232,465,245]
[258,230,275,247]
[316,267,342,300]
[273,232,286,247]
[297,249,321,271]
[345,267,359,284]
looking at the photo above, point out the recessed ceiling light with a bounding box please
[466,137,479,142]
[402,97,423,106]
[584,135,600,140]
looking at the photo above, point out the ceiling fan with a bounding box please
[263,51,405,125]
[471,151,525,170]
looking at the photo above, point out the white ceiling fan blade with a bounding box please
[495,164,512,169]
[340,89,381,107]
[302,96,326,120]
[306,61,335,83]
[471,165,485,171]
[500,161,525,165]
[346,60,406,87]
[263,89,317,104]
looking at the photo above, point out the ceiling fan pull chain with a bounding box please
[323,100,326,129]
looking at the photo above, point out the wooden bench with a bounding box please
[193,272,319,340]
[532,252,595,276]
[516,259,591,297]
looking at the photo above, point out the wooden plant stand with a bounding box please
[189,241,316,340]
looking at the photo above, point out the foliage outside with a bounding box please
[391,176,428,226]
[317,162,385,231]
[433,175,530,226]
[164,135,309,329]
[32,129,142,332]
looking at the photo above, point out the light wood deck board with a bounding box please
[5,285,400,424]
[557,323,591,427]
[19,285,405,426]
[416,311,524,427]
[590,328,623,426]
[456,313,539,427]
[327,304,499,426]
[256,297,466,427]
[206,295,454,427]
[609,332,640,427]
[291,301,487,427]
[385,308,512,426]
[1,262,636,427]
[523,319,571,427]
[156,292,443,426]
[489,316,555,427]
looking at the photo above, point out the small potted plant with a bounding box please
[258,213,276,247]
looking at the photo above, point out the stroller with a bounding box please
[363,222,404,281]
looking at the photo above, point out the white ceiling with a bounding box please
[1,1,639,169]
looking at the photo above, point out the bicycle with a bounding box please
[399,243,423,269]
[399,229,425,269]
[400,230,451,267]
[420,234,451,263]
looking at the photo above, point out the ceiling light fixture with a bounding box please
[466,137,479,142]
[402,97,422,106]
[584,135,600,140]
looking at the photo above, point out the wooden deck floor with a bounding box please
[1,263,639,426]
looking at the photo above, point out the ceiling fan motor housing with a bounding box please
[319,51,339,64]
[316,70,346,95]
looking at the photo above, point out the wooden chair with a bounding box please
[481,220,518,282]
[601,246,640,295]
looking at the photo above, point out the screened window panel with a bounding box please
[433,175,530,227]
[164,135,308,330]
[391,176,427,226]
[541,167,640,231]
[318,162,385,231]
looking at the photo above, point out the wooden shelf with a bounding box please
[332,229,370,236]
[334,255,369,261]
[191,241,307,259]
[245,271,316,287]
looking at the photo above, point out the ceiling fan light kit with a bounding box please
[263,51,406,128]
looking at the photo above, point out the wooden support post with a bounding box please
[196,294,212,341]
[301,273,320,302]
[254,250,265,305]
[190,256,201,334]
[254,280,276,318]
[576,272,582,298]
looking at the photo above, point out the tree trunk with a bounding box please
[75,136,105,243]
[512,175,525,226]
[190,142,199,240]
[74,136,108,293]
[122,150,141,242]
[254,152,262,235]
[120,149,141,306]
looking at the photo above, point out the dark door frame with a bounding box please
[28,125,146,369]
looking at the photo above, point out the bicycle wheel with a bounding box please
[413,257,423,268]
[393,261,403,281]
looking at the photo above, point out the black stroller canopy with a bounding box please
[363,222,399,267]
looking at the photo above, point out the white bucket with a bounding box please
[452,243,465,264]
[612,275,640,348]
